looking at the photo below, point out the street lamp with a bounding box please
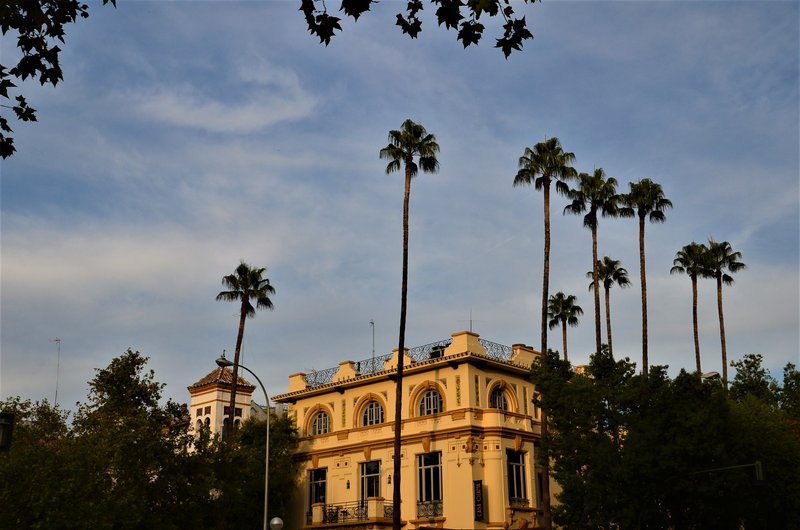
[216,354,273,530]
[269,516,284,530]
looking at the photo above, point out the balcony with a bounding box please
[416,500,443,518]
[309,497,393,527]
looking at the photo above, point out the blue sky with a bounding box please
[1,1,798,411]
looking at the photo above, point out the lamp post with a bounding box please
[216,354,273,530]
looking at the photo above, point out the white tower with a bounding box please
[187,364,256,436]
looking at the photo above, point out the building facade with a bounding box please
[272,331,549,530]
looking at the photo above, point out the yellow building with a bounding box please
[273,330,549,529]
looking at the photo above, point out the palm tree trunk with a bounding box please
[561,319,568,362]
[392,163,412,530]
[591,224,602,354]
[638,214,648,376]
[716,274,728,386]
[691,275,701,373]
[542,179,551,357]
[226,304,247,439]
[604,284,613,356]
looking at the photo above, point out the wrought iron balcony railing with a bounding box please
[509,496,530,507]
[322,500,368,523]
[416,500,444,518]
[306,338,514,387]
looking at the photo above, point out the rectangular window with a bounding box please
[360,460,381,500]
[507,450,528,506]
[309,468,327,507]
[196,408,202,417]
[417,452,443,517]
[204,406,211,415]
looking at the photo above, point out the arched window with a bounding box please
[311,411,330,435]
[196,419,202,430]
[204,417,210,426]
[419,388,443,416]
[362,400,384,426]
[490,387,508,410]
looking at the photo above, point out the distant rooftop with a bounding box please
[304,337,514,388]
[187,366,256,391]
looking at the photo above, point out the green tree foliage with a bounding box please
[0,0,115,158]
[300,0,536,57]
[531,349,800,530]
[0,349,300,530]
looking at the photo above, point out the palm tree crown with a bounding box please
[216,261,275,436]
[547,291,583,362]
[380,119,440,177]
[704,239,746,386]
[671,242,711,373]
[380,118,439,530]
[588,256,630,356]
[564,168,620,355]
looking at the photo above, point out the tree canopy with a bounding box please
[0,349,300,530]
[531,348,800,529]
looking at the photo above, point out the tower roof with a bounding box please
[187,366,256,393]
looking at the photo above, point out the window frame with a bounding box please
[490,387,508,410]
[309,468,327,507]
[506,450,528,506]
[418,388,443,416]
[362,400,384,426]
[310,410,331,435]
[360,460,381,500]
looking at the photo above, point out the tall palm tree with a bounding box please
[588,256,631,356]
[513,137,575,530]
[216,261,275,436]
[670,242,710,373]
[513,137,576,359]
[379,119,439,530]
[547,291,583,362]
[564,169,620,355]
[619,178,672,376]
[704,239,746,386]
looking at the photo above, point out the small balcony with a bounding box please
[416,500,443,518]
[309,497,393,527]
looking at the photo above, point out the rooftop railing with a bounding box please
[305,338,513,388]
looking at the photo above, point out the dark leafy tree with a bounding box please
[531,349,800,530]
[0,350,301,530]
[216,262,275,436]
[730,353,779,406]
[379,118,439,530]
[619,178,672,376]
[300,0,536,58]
[704,239,746,386]
[0,0,116,158]
[781,363,800,421]
[671,242,711,373]
[564,169,619,356]
[546,291,582,362]
[588,255,630,356]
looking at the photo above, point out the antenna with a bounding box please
[49,338,61,406]
[459,308,482,333]
[370,319,375,364]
